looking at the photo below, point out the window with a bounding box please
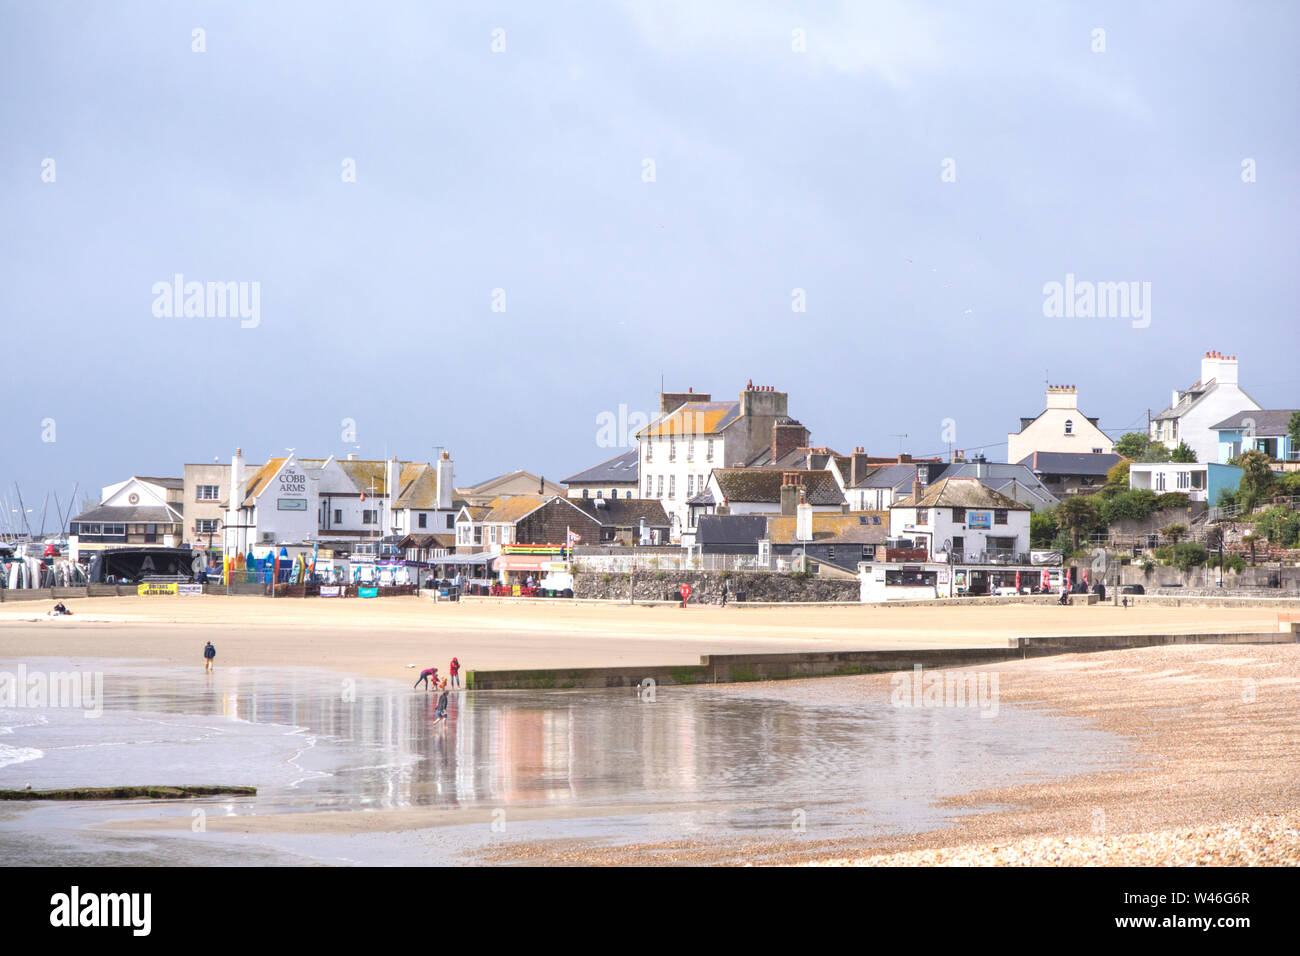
[669,475,676,499]
[953,507,966,523]
[657,475,664,497]
[334,509,343,524]
[625,491,632,499]
[363,509,377,524]
[196,518,219,534]
[669,440,676,462]
[582,489,589,498]
[706,439,714,462]
[1092,447,1103,454]
[1155,471,1166,491]
[196,484,219,500]
[994,509,1008,525]
[687,475,694,497]
[418,513,427,528]
[1064,419,1074,434]
[828,546,836,562]
[686,441,694,462]
[1177,471,1190,490]
[952,536,964,554]
[596,490,603,498]
[473,526,482,544]
[646,443,653,462]
[645,481,653,498]
[446,514,454,529]
[917,508,929,526]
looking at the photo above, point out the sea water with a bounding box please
[0,657,1131,865]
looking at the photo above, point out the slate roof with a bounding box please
[712,469,845,506]
[892,477,1029,510]
[393,464,442,509]
[695,514,769,546]
[72,504,182,523]
[1018,452,1124,477]
[563,448,640,485]
[570,497,670,528]
[135,476,184,490]
[1209,409,1297,435]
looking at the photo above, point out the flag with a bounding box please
[567,528,581,545]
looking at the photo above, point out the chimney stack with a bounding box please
[911,475,922,503]
[779,473,800,516]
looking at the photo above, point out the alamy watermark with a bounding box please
[1042,273,1150,328]
[0,664,103,717]
[152,274,260,328]
[889,664,999,718]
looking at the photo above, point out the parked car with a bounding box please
[993,586,1020,596]
[1119,584,1145,595]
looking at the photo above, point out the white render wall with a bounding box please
[889,505,1030,559]
[641,435,723,533]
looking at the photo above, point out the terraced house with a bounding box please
[636,383,806,540]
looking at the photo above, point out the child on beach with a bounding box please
[414,666,437,691]
[433,685,450,724]
[449,656,461,688]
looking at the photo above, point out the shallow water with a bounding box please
[0,657,1132,865]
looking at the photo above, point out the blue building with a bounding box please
[1212,409,1298,464]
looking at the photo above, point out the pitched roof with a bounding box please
[892,477,1029,510]
[481,494,552,524]
[393,464,442,509]
[72,504,183,524]
[563,448,640,485]
[637,401,740,438]
[1209,409,1297,435]
[695,514,769,546]
[569,497,670,527]
[765,513,887,545]
[135,476,184,490]
[712,468,845,506]
[1018,451,1123,476]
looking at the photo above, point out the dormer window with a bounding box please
[1064,419,1074,435]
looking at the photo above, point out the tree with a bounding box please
[1172,542,1208,571]
[1242,533,1260,567]
[1234,449,1275,513]
[1255,506,1300,548]
[1160,522,1187,545]
[1104,459,1131,492]
[1057,495,1100,549]
[1114,432,1151,460]
[1139,442,1172,463]
[1289,411,1300,450]
[1030,510,1058,549]
[1170,441,1197,462]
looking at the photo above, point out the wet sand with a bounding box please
[473,643,1300,865]
[0,595,1283,679]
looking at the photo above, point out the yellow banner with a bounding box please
[137,582,178,596]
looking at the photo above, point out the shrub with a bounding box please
[1172,542,1208,570]
[1153,546,1173,563]
[1254,506,1300,547]
[1152,492,1191,511]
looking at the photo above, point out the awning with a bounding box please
[426,552,497,566]
[494,554,553,572]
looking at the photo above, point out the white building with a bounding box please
[222,449,458,556]
[1007,385,1113,463]
[888,477,1031,564]
[1150,351,1261,464]
[637,384,798,539]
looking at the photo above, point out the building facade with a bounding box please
[1007,385,1113,463]
[1150,351,1261,463]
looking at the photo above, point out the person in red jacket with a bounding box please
[449,656,461,688]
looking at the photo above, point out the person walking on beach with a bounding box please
[203,641,216,674]
[414,666,437,691]
[449,656,461,688]
[720,578,729,607]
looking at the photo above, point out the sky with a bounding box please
[1,0,1297,530]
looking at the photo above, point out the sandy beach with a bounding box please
[0,594,1284,678]
[2,596,1296,865]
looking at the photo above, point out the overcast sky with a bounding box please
[2,1,1296,526]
